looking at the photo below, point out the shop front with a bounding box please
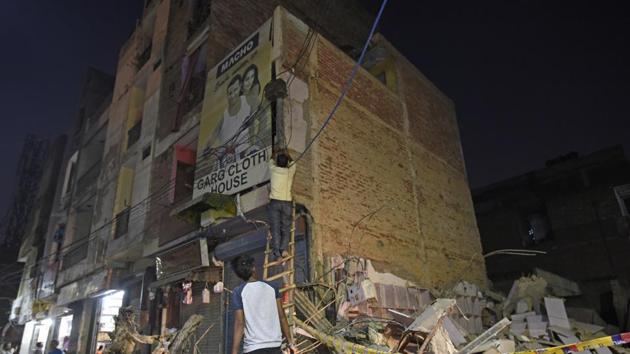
[150,238,223,353]
[54,269,111,353]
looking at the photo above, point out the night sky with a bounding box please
[1,1,628,217]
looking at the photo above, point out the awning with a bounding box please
[170,192,236,223]
[213,228,268,261]
[56,269,110,306]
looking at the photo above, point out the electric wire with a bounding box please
[12,92,276,280]
[15,0,388,297]
[5,121,207,278]
[290,0,389,166]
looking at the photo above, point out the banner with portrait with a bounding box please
[194,19,274,198]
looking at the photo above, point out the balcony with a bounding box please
[135,44,152,70]
[75,160,101,196]
[127,120,142,148]
[187,1,211,40]
[61,242,88,271]
[114,208,130,240]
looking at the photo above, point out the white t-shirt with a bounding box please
[232,281,282,352]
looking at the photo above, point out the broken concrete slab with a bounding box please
[407,298,457,333]
[572,320,605,335]
[511,311,537,322]
[443,316,468,347]
[545,297,571,330]
[594,347,614,354]
[510,321,527,336]
[456,318,511,354]
[534,268,581,297]
[504,275,548,316]
[558,334,591,354]
[429,324,458,354]
[471,339,515,354]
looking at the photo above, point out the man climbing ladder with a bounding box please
[268,150,297,260]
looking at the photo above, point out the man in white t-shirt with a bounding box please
[230,255,295,354]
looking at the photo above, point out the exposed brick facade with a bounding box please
[278,11,486,287]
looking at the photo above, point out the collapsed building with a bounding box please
[8,1,488,353]
[474,146,630,331]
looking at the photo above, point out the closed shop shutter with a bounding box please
[179,281,222,353]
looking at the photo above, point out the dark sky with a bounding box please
[0,1,143,217]
[1,1,629,217]
[378,1,630,188]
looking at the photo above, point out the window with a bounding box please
[173,42,208,130]
[142,144,152,160]
[112,167,135,239]
[113,208,130,239]
[126,86,145,150]
[127,120,142,148]
[614,185,630,216]
[135,43,152,70]
[62,243,88,270]
[61,152,79,203]
[171,146,197,203]
[187,0,211,39]
[523,213,551,246]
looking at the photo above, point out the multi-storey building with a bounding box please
[11,1,486,353]
[12,67,114,353]
[475,146,630,329]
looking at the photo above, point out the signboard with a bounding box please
[194,18,274,198]
[155,239,210,280]
[56,270,108,306]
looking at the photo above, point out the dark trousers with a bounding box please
[247,347,283,354]
[268,199,292,252]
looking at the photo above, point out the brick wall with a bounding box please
[280,11,486,287]
[149,0,486,334]
[157,0,373,141]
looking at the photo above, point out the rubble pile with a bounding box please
[293,268,630,354]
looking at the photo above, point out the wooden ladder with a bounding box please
[263,203,296,314]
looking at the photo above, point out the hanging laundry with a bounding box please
[182,281,193,304]
[202,283,211,303]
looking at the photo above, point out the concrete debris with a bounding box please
[504,275,547,316]
[429,324,458,354]
[407,298,458,332]
[544,297,571,330]
[289,268,627,354]
[534,268,581,297]
[457,318,511,354]
[471,339,516,354]
[347,278,377,306]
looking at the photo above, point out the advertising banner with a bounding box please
[194,19,274,198]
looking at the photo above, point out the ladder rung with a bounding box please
[266,269,294,282]
[280,284,296,293]
[264,255,294,268]
[282,302,295,309]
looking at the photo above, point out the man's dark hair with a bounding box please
[228,74,242,91]
[276,153,291,168]
[36,342,43,348]
[231,255,255,281]
[50,339,59,348]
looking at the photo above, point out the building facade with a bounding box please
[474,146,630,328]
[10,1,485,353]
